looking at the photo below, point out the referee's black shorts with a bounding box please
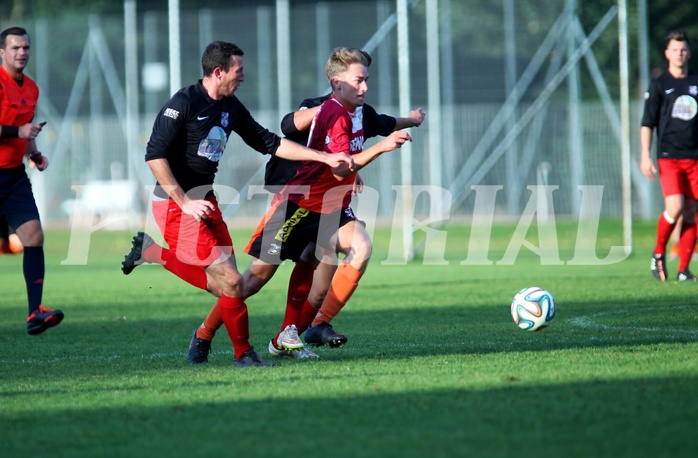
[0,165,41,231]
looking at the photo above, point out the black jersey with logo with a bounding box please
[264,95,397,189]
[641,71,698,159]
[146,80,281,197]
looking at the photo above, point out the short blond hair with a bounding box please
[325,47,369,82]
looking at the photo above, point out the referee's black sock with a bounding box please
[23,246,45,314]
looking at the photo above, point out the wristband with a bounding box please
[29,151,42,161]
[1,125,19,138]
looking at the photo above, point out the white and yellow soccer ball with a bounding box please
[510,287,555,331]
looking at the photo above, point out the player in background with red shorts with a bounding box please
[121,41,354,367]
[641,29,698,282]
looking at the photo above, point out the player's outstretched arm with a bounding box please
[276,138,355,171]
[393,107,426,131]
[333,131,412,179]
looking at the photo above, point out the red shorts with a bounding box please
[152,195,233,266]
[658,158,698,199]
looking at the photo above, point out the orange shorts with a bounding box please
[152,195,233,266]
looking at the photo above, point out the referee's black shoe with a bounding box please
[27,305,64,335]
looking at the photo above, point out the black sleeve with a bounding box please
[363,103,397,138]
[145,92,190,162]
[232,99,282,155]
[280,112,298,138]
[266,95,328,189]
[264,155,302,190]
[279,95,329,145]
[641,78,662,129]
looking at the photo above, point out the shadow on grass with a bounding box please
[1,294,696,372]
[1,375,697,458]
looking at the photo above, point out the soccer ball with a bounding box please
[510,287,555,331]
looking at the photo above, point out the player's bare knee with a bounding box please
[352,238,373,264]
[309,290,327,307]
[213,271,244,297]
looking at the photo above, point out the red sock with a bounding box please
[678,221,696,272]
[218,295,252,359]
[297,301,319,335]
[196,302,222,341]
[273,260,316,345]
[311,264,362,327]
[655,212,677,255]
[145,244,208,291]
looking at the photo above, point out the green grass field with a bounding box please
[1,221,697,457]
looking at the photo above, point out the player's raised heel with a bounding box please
[304,322,347,348]
[234,348,274,367]
[650,253,668,282]
[188,329,212,364]
[121,232,154,275]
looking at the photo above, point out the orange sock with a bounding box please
[311,264,362,327]
[196,301,222,341]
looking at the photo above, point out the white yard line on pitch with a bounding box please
[568,306,698,337]
[1,349,234,365]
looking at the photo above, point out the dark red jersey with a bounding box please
[283,96,363,213]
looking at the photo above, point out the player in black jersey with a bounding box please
[188,50,425,362]
[641,29,698,282]
[121,41,354,367]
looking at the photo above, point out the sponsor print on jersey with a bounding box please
[275,206,309,242]
[164,108,179,119]
[197,126,227,162]
[349,135,364,152]
[671,95,698,121]
[690,86,698,96]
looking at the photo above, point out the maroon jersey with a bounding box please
[283,96,364,213]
